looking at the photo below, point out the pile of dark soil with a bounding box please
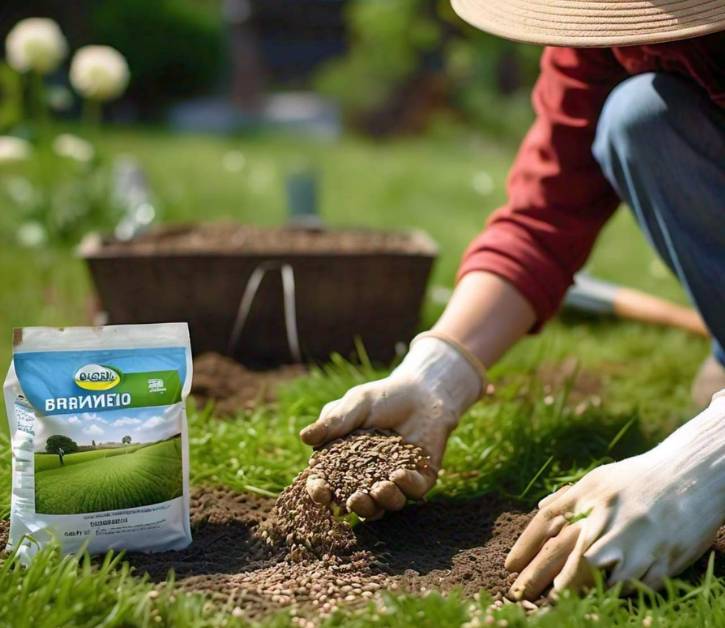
[126,430,527,619]
[127,484,725,621]
[128,485,530,620]
[192,352,305,415]
[102,224,431,255]
[262,467,359,561]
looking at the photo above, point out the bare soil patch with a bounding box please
[192,352,305,415]
[127,431,532,619]
[128,485,530,620]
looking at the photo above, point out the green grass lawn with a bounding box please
[34,437,183,514]
[0,126,717,627]
[34,444,147,472]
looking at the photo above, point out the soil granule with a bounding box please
[192,352,305,415]
[100,223,434,256]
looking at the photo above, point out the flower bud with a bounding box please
[5,18,68,74]
[70,45,129,102]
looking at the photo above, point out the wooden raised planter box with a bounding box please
[81,224,438,366]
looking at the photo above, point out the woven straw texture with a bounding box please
[452,0,725,47]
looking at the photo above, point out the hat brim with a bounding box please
[451,0,725,47]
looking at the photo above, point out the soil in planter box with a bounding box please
[192,352,305,415]
[101,224,431,255]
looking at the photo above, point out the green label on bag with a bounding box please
[113,370,183,407]
[44,370,182,413]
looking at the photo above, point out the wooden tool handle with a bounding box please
[613,287,709,337]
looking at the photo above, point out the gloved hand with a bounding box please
[506,390,725,601]
[300,333,485,519]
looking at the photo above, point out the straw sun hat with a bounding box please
[451,0,725,47]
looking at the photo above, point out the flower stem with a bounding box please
[30,71,49,140]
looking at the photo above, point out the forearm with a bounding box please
[433,271,536,369]
[653,391,725,502]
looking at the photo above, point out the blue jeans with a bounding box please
[592,72,725,365]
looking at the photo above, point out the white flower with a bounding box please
[5,18,68,74]
[17,222,47,247]
[70,45,129,102]
[0,136,31,163]
[53,133,95,162]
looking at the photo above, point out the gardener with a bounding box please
[300,0,725,602]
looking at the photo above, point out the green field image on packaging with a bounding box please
[34,434,183,514]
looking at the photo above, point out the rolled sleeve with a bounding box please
[458,47,626,330]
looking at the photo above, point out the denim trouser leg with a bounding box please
[592,72,725,365]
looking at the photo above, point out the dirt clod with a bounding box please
[192,352,305,415]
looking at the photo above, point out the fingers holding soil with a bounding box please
[305,476,332,505]
[390,468,436,500]
[299,420,329,447]
[347,491,380,519]
[509,523,581,601]
[305,429,432,516]
[370,480,406,511]
[505,511,568,573]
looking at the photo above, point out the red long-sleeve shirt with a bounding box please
[458,33,724,330]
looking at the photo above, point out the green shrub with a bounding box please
[91,0,224,112]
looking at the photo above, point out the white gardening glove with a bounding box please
[299,333,485,519]
[506,390,725,601]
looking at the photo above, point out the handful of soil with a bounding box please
[264,430,431,560]
[307,430,432,508]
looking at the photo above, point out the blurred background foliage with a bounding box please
[314,0,540,137]
[1,0,540,132]
[0,0,224,119]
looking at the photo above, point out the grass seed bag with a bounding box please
[4,323,192,561]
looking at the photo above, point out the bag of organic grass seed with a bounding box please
[4,323,192,561]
